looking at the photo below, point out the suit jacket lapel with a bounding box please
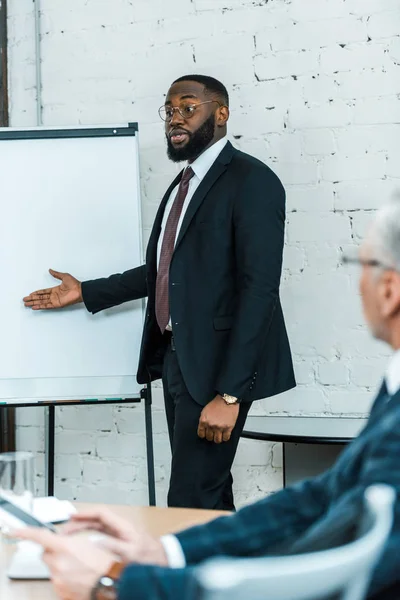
[367,384,400,429]
[175,141,235,251]
[368,380,389,423]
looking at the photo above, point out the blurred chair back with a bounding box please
[196,484,395,600]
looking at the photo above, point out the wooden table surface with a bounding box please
[0,503,226,600]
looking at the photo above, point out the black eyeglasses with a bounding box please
[342,255,396,271]
[158,100,222,122]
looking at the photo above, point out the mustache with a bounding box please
[168,128,191,138]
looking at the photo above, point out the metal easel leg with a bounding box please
[0,407,16,453]
[45,405,55,496]
[141,385,156,506]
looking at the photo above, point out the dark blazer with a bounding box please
[82,141,295,405]
[116,386,400,600]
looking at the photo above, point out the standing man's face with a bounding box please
[162,80,229,163]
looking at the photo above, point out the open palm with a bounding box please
[23,269,83,310]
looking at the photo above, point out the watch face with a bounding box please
[97,577,117,600]
[224,394,238,404]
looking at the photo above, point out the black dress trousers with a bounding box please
[162,339,251,511]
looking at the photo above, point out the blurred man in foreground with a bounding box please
[17,197,400,599]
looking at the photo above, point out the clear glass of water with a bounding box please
[0,452,35,539]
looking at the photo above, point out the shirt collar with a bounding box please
[188,137,228,182]
[385,349,400,397]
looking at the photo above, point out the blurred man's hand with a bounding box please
[15,528,114,600]
[62,507,168,566]
[23,269,83,310]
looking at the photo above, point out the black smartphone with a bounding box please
[0,493,57,532]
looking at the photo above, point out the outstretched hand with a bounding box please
[23,269,83,310]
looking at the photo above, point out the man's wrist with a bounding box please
[78,282,84,303]
[92,561,125,600]
[160,535,186,568]
[220,393,240,405]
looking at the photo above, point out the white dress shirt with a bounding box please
[385,349,400,396]
[157,136,228,329]
[161,348,400,567]
[157,136,228,270]
[160,533,187,568]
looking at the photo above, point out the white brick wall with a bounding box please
[6,0,400,507]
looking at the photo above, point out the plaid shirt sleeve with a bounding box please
[176,471,332,564]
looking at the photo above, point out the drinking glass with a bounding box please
[0,452,35,539]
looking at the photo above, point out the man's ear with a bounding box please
[380,271,400,319]
[216,105,229,128]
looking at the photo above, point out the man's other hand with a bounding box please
[62,507,168,566]
[197,395,239,443]
[23,269,83,310]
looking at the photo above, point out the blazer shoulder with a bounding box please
[366,398,400,456]
[230,147,284,189]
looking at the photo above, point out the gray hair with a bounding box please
[370,195,400,271]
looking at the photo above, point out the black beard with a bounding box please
[166,113,216,163]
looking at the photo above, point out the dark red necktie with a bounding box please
[156,166,195,332]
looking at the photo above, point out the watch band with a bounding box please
[92,561,126,600]
[107,561,126,580]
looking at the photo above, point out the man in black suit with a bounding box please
[24,75,295,510]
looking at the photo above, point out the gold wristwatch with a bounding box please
[222,393,239,405]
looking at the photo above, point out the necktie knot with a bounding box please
[181,166,195,186]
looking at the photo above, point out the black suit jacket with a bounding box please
[82,141,295,405]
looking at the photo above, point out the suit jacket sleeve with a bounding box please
[81,265,147,314]
[176,471,331,564]
[118,565,198,600]
[175,413,400,598]
[215,167,285,399]
[278,422,400,598]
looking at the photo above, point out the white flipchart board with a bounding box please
[0,125,144,404]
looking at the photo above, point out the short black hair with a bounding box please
[172,74,229,107]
